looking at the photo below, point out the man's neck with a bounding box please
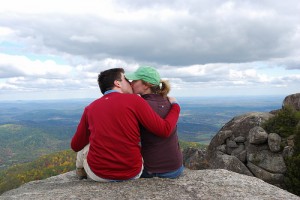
[104,89,121,95]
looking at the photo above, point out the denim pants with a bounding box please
[141,165,184,179]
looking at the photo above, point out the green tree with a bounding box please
[263,106,300,138]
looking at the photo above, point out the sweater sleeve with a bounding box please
[134,98,180,138]
[70,107,90,152]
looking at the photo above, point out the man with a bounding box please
[71,68,180,182]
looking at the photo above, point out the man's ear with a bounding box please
[114,80,121,88]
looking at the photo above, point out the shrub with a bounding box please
[294,122,300,155]
[263,106,300,138]
[262,106,300,196]
[285,154,300,196]
[284,123,300,195]
[179,140,207,150]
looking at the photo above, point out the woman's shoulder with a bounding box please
[142,94,169,103]
[121,93,146,101]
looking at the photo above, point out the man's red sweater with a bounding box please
[71,92,180,180]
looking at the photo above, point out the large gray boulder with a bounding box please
[186,94,300,190]
[1,169,299,200]
[205,111,293,186]
[182,147,208,170]
[208,153,253,176]
[268,133,282,152]
[206,112,273,170]
[283,93,300,111]
[249,126,268,144]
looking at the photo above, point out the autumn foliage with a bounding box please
[0,149,76,194]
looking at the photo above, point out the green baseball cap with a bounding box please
[125,66,161,85]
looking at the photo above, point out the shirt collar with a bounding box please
[104,89,120,95]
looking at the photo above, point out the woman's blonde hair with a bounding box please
[142,80,170,97]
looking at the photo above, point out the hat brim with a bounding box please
[125,73,139,81]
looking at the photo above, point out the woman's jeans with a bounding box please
[141,165,184,179]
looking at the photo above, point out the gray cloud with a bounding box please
[0,64,24,78]
[1,0,299,67]
[0,0,299,99]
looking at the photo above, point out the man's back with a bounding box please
[86,92,143,180]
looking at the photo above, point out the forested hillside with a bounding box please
[0,123,75,169]
[0,149,76,194]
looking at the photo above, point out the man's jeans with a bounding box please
[141,165,184,179]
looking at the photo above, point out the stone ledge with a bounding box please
[1,169,299,200]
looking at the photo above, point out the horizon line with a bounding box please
[0,94,290,102]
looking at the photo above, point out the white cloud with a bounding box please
[0,54,72,78]
[0,26,15,37]
[0,0,115,15]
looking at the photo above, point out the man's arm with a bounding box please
[134,97,180,138]
[70,107,90,152]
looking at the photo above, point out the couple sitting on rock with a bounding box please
[71,66,184,182]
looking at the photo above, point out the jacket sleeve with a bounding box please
[70,107,90,152]
[134,98,180,138]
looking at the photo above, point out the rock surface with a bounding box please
[283,93,300,111]
[204,111,295,187]
[182,147,208,170]
[1,169,299,200]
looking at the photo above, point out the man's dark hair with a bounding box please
[98,68,124,94]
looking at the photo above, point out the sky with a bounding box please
[0,0,300,100]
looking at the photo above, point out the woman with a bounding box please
[126,66,184,178]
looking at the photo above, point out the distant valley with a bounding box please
[0,95,284,169]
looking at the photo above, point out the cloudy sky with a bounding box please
[0,0,299,100]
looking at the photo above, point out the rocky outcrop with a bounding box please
[283,93,300,111]
[205,111,293,186]
[203,92,300,188]
[182,147,208,170]
[181,93,300,193]
[1,169,299,200]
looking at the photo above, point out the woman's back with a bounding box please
[141,94,183,173]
